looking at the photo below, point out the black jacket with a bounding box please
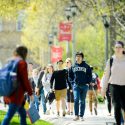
[36,71,44,90]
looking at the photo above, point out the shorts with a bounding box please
[55,89,67,101]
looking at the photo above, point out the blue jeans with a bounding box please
[73,84,88,117]
[39,89,46,113]
[1,103,27,125]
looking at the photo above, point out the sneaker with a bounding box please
[70,112,73,115]
[94,107,97,115]
[73,116,79,121]
[80,117,84,121]
[67,111,70,115]
[56,112,60,117]
[107,113,111,116]
[62,111,66,117]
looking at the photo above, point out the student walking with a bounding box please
[101,41,125,125]
[69,51,92,121]
[42,64,54,96]
[29,68,39,110]
[50,60,71,117]
[88,67,98,115]
[65,58,74,115]
[1,46,33,125]
[42,64,54,114]
[36,67,47,114]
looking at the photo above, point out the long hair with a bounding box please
[14,46,28,60]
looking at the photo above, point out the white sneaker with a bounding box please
[80,117,84,121]
[73,116,79,121]
[45,110,50,115]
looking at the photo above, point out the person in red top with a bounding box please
[1,46,33,125]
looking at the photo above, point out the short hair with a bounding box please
[57,60,63,64]
[75,51,84,58]
[28,62,33,65]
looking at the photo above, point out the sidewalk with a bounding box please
[0,102,115,125]
[41,104,115,125]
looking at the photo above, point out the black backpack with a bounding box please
[109,57,113,76]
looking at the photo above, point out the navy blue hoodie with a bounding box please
[68,61,92,86]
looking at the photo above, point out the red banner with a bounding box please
[58,22,72,42]
[51,46,63,63]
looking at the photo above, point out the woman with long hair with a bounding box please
[2,46,33,125]
[101,41,125,125]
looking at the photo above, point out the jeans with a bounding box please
[73,84,88,117]
[1,103,27,125]
[39,88,47,113]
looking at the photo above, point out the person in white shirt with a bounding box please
[42,64,54,114]
[101,41,125,125]
[42,64,54,96]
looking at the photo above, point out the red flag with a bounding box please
[51,46,63,63]
[58,22,72,42]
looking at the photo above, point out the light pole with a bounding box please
[52,26,58,45]
[65,1,78,64]
[102,15,110,64]
[48,34,54,63]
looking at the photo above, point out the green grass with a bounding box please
[0,111,52,125]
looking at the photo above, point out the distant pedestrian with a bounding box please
[35,67,47,114]
[65,58,74,115]
[88,67,98,115]
[29,68,39,110]
[42,64,54,114]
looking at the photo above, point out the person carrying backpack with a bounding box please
[101,41,125,125]
[1,46,33,125]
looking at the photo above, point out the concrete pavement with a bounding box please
[41,104,115,125]
[0,101,116,125]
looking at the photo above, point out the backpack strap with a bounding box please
[109,57,113,76]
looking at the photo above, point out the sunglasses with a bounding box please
[66,62,70,64]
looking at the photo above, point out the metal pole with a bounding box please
[66,41,70,58]
[49,45,51,64]
[72,18,75,64]
[105,27,109,64]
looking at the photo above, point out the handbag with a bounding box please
[27,104,40,124]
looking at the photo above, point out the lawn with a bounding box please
[0,111,52,125]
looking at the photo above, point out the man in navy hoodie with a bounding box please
[69,51,92,121]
